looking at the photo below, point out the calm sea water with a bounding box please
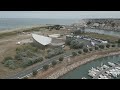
[0,18,77,30]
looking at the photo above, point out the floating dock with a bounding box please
[87,62,120,79]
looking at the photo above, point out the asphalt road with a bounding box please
[6,49,79,79]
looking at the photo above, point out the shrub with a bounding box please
[72,52,77,56]
[65,36,75,45]
[118,43,120,47]
[22,77,28,79]
[118,39,120,43]
[46,47,64,58]
[32,58,41,64]
[4,56,13,61]
[22,59,33,68]
[26,50,36,57]
[83,48,88,53]
[43,65,49,70]
[47,49,51,53]
[59,56,64,61]
[70,40,78,49]
[35,57,43,62]
[111,44,116,47]
[4,60,15,67]
[9,64,16,69]
[78,50,82,54]
[15,52,27,60]
[106,44,110,48]
[46,51,55,58]
[99,45,105,49]
[70,40,84,49]
[79,43,84,49]
[95,46,99,50]
[32,70,38,76]
[2,56,13,64]
[89,48,93,51]
[52,61,57,66]
[54,47,64,55]
[4,60,16,69]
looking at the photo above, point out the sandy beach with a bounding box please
[0,24,46,33]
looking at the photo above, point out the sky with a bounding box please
[0,11,120,19]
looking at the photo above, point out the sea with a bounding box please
[0,18,77,31]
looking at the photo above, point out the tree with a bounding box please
[89,48,93,51]
[111,44,116,47]
[73,30,84,35]
[72,52,77,56]
[4,60,16,69]
[22,59,33,68]
[65,36,75,45]
[52,61,57,66]
[79,43,84,49]
[78,50,82,54]
[2,56,13,64]
[87,21,91,25]
[95,46,99,50]
[36,57,43,62]
[46,47,64,59]
[70,40,83,49]
[43,65,49,70]
[106,44,110,48]
[22,77,28,79]
[59,56,64,62]
[111,23,115,27]
[4,56,13,61]
[32,70,38,76]
[70,40,79,49]
[118,39,120,43]
[99,45,105,49]
[83,48,88,53]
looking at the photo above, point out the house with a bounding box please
[48,34,61,38]
[91,41,95,46]
[32,33,52,49]
[93,23,99,27]
[32,33,65,49]
[101,41,108,44]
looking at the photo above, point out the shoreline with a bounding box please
[0,24,46,33]
[45,50,120,79]
[86,27,120,32]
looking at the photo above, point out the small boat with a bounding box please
[82,77,87,79]
[108,62,115,67]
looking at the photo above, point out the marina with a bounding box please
[60,55,120,79]
[83,62,120,79]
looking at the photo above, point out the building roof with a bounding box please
[48,34,60,38]
[32,33,52,45]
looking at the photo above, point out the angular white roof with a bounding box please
[32,33,52,45]
[49,34,60,38]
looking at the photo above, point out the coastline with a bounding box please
[0,24,46,33]
[44,50,120,79]
[86,27,120,32]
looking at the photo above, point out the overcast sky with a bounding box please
[0,11,120,19]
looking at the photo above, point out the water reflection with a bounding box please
[85,29,120,37]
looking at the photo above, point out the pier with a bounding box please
[87,62,120,79]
